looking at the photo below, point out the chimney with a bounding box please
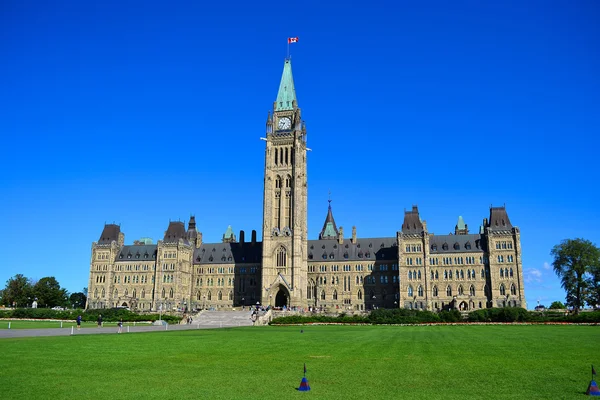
[251,230,257,245]
[338,226,344,244]
[352,226,357,244]
[240,230,245,243]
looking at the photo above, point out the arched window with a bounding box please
[196,291,201,301]
[161,288,166,298]
[408,271,412,280]
[218,291,223,301]
[510,268,514,277]
[169,288,174,298]
[500,268,504,278]
[358,290,363,300]
[207,292,212,301]
[433,286,438,297]
[333,290,338,300]
[320,290,326,300]
[458,285,464,295]
[417,271,421,279]
[510,284,516,295]
[469,285,475,296]
[500,284,506,296]
[276,246,287,267]
[132,289,136,298]
[446,286,452,296]
[408,286,414,297]
[228,291,233,301]
[417,285,423,297]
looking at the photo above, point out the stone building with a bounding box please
[86,59,526,312]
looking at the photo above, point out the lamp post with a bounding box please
[184,301,187,313]
[269,294,273,308]
[372,295,376,310]
[203,295,206,310]
[242,297,245,310]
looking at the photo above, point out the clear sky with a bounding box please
[1,1,598,309]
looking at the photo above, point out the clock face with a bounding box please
[278,117,291,130]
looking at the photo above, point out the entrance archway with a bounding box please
[459,301,468,311]
[275,286,289,308]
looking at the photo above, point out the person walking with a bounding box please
[97,314,102,328]
[117,319,123,334]
[76,315,82,330]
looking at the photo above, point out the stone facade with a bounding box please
[86,59,526,312]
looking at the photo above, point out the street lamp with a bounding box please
[269,294,273,307]
[372,295,376,310]
[203,295,206,310]
[242,297,245,309]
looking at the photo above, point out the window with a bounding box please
[408,286,413,297]
[469,285,475,296]
[417,286,423,297]
[442,243,448,251]
[321,290,326,300]
[458,285,464,295]
[500,284,506,296]
[276,246,287,267]
[510,284,516,295]
[446,286,452,296]
[433,286,438,297]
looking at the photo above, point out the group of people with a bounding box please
[74,314,123,333]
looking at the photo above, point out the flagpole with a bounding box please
[287,40,289,59]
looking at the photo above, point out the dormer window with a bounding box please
[343,252,348,259]
[465,242,471,250]
[431,244,437,251]
[442,243,448,251]
[453,243,460,250]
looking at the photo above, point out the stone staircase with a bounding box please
[191,310,254,328]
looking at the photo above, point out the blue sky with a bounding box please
[1,1,598,308]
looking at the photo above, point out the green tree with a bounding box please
[549,301,565,309]
[589,264,600,309]
[33,277,68,308]
[2,274,33,307]
[69,292,87,309]
[551,238,600,313]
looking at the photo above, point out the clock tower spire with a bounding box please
[261,58,308,309]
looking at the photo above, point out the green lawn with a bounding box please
[0,325,598,399]
[0,320,151,329]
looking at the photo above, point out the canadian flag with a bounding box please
[288,37,299,44]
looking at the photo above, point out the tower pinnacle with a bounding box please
[275,59,297,111]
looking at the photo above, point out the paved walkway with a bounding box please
[0,322,250,339]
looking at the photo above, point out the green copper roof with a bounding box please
[223,225,234,240]
[275,59,296,111]
[322,222,337,238]
[457,216,466,230]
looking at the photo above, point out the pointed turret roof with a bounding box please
[319,200,339,240]
[222,225,237,243]
[456,216,466,230]
[275,59,296,111]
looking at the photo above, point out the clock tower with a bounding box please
[261,58,308,308]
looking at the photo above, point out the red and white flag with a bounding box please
[288,37,299,44]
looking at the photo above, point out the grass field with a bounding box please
[0,320,152,329]
[0,325,598,399]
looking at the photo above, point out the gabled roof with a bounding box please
[319,201,338,240]
[488,206,513,230]
[98,224,120,244]
[429,234,486,254]
[308,237,397,262]
[402,206,424,234]
[164,221,188,244]
[275,59,296,111]
[194,242,262,265]
[223,225,236,242]
[116,244,157,262]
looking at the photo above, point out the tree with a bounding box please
[551,238,600,313]
[549,301,565,309]
[69,292,87,309]
[33,277,68,308]
[2,274,33,307]
[589,264,600,309]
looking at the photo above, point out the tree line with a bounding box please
[0,274,86,309]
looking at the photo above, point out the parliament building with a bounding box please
[86,59,526,312]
